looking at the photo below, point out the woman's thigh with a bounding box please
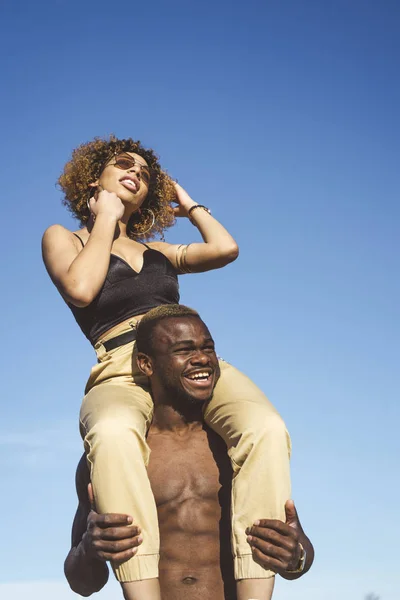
[204,360,290,451]
[80,378,154,440]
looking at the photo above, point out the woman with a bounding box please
[42,136,292,600]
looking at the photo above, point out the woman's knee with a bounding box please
[86,411,147,446]
[240,412,291,455]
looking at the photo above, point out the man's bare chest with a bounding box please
[146,427,230,507]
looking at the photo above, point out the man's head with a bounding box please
[136,305,220,411]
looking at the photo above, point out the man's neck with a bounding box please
[151,402,204,434]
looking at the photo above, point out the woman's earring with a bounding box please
[128,208,156,237]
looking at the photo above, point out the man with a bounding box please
[65,305,314,599]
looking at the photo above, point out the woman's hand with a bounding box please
[172,182,198,218]
[151,180,238,273]
[88,187,125,222]
[43,186,125,307]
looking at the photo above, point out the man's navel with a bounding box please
[182,576,198,585]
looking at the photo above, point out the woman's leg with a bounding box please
[204,360,291,596]
[237,578,275,600]
[80,377,161,600]
[122,579,161,600]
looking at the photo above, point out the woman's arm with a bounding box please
[42,190,124,307]
[152,183,239,273]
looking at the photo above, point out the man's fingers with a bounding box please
[252,519,290,532]
[250,547,282,572]
[93,534,142,554]
[96,547,139,563]
[100,525,141,540]
[284,499,299,528]
[248,520,295,538]
[247,534,292,562]
[94,513,134,528]
[94,535,142,564]
[248,525,299,552]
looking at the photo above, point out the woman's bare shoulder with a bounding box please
[146,241,183,270]
[42,224,88,246]
[146,241,177,254]
[146,240,169,249]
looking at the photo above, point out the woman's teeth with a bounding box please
[122,179,137,191]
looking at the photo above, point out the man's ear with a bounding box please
[137,352,154,377]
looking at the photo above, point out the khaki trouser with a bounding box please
[80,320,292,583]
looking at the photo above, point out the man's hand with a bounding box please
[82,484,143,564]
[246,500,306,576]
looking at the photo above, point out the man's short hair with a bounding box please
[136,304,201,355]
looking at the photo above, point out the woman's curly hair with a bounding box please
[58,135,177,240]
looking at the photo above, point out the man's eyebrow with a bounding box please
[170,337,215,348]
[170,339,196,347]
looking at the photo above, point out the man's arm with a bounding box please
[246,500,314,580]
[64,455,143,596]
[64,455,110,596]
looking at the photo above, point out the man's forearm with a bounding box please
[64,542,109,596]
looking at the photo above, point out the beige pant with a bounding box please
[80,320,291,582]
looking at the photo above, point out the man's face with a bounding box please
[148,316,220,407]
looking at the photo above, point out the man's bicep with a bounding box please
[71,454,90,547]
[71,501,90,547]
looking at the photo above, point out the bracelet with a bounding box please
[176,244,192,274]
[187,204,211,223]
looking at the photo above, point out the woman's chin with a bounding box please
[126,191,148,207]
[119,195,146,212]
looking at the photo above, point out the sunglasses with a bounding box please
[107,153,152,184]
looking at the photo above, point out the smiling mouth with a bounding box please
[183,370,213,386]
[120,177,139,192]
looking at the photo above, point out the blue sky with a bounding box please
[0,1,398,598]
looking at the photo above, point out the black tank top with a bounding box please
[68,235,180,344]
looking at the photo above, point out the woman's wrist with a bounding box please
[187,204,212,223]
[93,211,120,225]
[180,199,197,216]
[88,212,119,239]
